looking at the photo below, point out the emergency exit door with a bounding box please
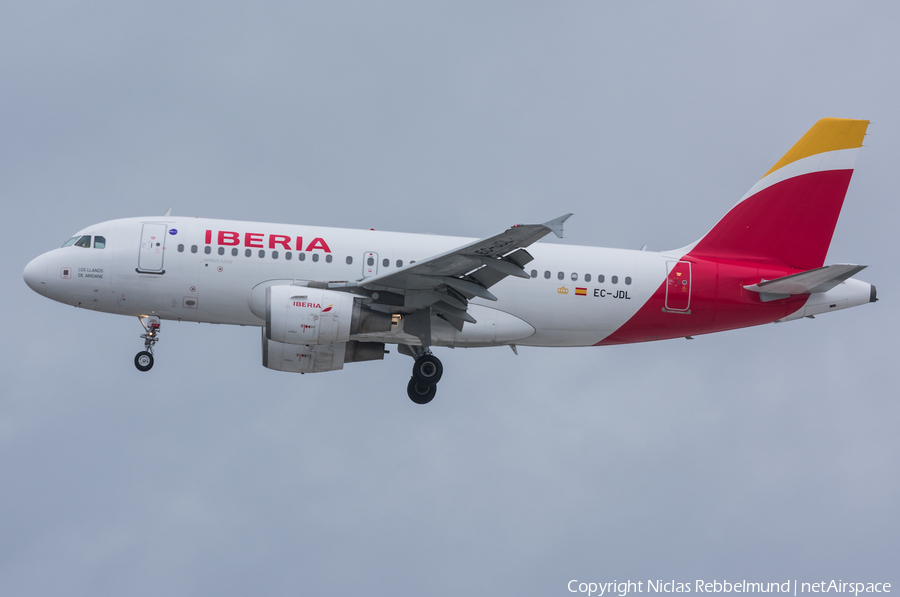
[665,261,691,311]
[362,252,378,277]
[138,223,167,273]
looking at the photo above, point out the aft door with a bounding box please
[665,261,691,311]
[138,223,167,273]
[362,252,378,277]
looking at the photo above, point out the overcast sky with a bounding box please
[2,2,898,596]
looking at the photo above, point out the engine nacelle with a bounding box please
[265,286,391,345]
[262,334,387,373]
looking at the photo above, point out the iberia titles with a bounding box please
[205,230,331,252]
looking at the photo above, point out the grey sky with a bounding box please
[2,2,898,595]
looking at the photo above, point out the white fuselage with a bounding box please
[25,216,669,347]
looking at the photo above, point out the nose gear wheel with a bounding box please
[134,351,154,371]
[134,316,161,372]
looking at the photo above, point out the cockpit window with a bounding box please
[74,235,92,248]
[61,237,79,247]
[93,236,106,249]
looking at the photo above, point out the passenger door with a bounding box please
[665,261,691,311]
[137,223,168,273]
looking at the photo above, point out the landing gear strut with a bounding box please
[403,348,443,404]
[135,316,161,372]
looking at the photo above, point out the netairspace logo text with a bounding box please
[567,581,892,597]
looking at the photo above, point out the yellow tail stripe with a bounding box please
[763,118,869,177]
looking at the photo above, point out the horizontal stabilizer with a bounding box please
[744,263,867,301]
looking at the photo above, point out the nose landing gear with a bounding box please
[134,316,161,372]
[403,348,443,404]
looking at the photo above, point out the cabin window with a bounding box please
[544,270,551,279]
[625,276,632,285]
[531,269,538,278]
[191,245,198,253]
[367,257,375,266]
[585,273,591,282]
[346,256,353,265]
[557,271,564,280]
[396,260,403,267]
[232,248,238,256]
[245,249,252,257]
[571,273,578,281]
[272,251,279,259]
[312,253,319,262]
[93,236,106,249]
[285,252,292,261]
[218,247,225,255]
[611,275,618,284]
[326,254,333,263]
[177,244,184,253]
[258,250,265,258]
[204,246,211,254]
[597,274,605,283]
[383,258,389,267]
[299,253,306,261]
[74,235,91,248]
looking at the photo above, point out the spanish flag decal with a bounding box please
[575,287,587,296]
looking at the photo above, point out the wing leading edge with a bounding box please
[346,214,572,339]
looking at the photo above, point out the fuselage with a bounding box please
[22,216,875,348]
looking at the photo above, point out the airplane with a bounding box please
[23,118,876,404]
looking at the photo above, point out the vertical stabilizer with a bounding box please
[687,118,868,269]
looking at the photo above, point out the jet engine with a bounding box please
[262,286,392,373]
[265,285,392,345]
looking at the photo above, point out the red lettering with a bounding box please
[305,237,331,252]
[218,231,240,246]
[204,230,211,244]
[295,236,303,251]
[269,234,291,250]
[245,233,264,248]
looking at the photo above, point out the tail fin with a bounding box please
[687,118,868,270]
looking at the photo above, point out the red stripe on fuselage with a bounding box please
[597,169,854,345]
[597,259,807,345]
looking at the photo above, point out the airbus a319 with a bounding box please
[24,118,876,404]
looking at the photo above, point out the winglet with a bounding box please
[164,207,172,217]
[543,213,573,238]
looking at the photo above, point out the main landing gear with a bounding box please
[134,316,161,372]
[405,349,443,405]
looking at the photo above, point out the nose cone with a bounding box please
[24,254,48,295]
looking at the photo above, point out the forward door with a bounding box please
[138,223,167,273]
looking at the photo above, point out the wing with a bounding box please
[343,214,572,335]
